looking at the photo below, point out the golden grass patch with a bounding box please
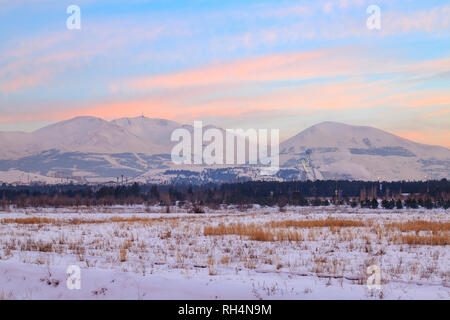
[266,218,365,229]
[386,220,450,234]
[397,234,449,246]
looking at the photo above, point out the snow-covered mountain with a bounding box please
[0,116,222,160]
[280,121,448,157]
[279,121,450,181]
[111,117,181,153]
[0,118,448,184]
[0,116,173,159]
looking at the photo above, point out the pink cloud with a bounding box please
[114,47,448,94]
[115,47,376,92]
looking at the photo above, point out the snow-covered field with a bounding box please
[0,205,448,300]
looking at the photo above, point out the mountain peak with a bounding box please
[58,115,104,123]
[314,121,350,127]
[112,116,180,127]
[282,120,449,154]
[309,121,374,131]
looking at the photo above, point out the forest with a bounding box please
[0,179,448,209]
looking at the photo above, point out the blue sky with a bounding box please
[0,0,449,146]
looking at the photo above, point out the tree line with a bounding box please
[0,179,448,209]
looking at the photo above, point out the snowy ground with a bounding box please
[0,205,448,300]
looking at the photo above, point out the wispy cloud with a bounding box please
[113,47,449,92]
[0,18,192,94]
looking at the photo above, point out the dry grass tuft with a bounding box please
[396,234,449,246]
[204,223,275,241]
[1,216,169,226]
[0,217,60,225]
[204,218,366,242]
[266,218,365,229]
[204,223,304,242]
[386,220,450,234]
[119,248,127,262]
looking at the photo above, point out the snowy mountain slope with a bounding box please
[33,116,167,155]
[0,116,169,159]
[0,131,38,159]
[0,118,448,183]
[111,117,181,153]
[279,122,450,181]
[280,121,449,157]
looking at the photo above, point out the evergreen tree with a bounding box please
[371,198,378,209]
[423,198,433,209]
[150,185,160,200]
[405,198,418,209]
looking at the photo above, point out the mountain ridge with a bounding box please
[2,116,449,151]
[0,116,448,183]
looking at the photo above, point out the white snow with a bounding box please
[279,121,450,181]
[0,169,72,185]
[0,205,448,300]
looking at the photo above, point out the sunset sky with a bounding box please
[0,0,449,147]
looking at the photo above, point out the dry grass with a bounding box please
[385,220,449,246]
[396,234,449,246]
[204,218,365,242]
[0,216,178,226]
[0,213,245,227]
[386,220,450,234]
[204,217,450,246]
[119,248,127,262]
[275,229,304,241]
[204,223,304,242]
[220,255,230,265]
[0,217,60,225]
[266,218,365,229]
[21,239,53,252]
[204,223,275,241]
